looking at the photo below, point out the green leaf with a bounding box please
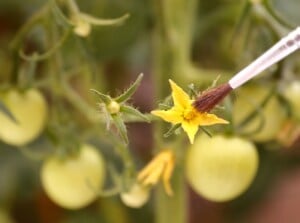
[115,73,143,103]
[0,100,18,123]
[164,124,181,138]
[112,114,129,144]
[90,89,111,104]
[79,13,130,26]
[120,105,150,122]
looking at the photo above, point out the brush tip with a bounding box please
[193,83,232,112]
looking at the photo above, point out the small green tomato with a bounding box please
[41,144,105,210]
[283,81,300,121]
[107,101,120,114]
[120,183,150,208]
[0,88,47,146]
[186,134,258,202]
[233,85,286,142]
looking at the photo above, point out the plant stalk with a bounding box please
[152,0,198,223]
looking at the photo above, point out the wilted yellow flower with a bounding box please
[138,149,175,196]
[151,80,228,144]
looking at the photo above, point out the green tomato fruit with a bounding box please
[0,88,47,146]
[120,183,150,208]
[186,134,258,202]
[283,81,300,121]
[0,209,14,223]
[233,85,286,142]
[41,144,105,210]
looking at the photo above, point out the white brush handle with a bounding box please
[229,27,300,89]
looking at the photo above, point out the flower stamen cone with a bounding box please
[151,80,228,143]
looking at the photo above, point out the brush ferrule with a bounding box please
[229,27,300,89]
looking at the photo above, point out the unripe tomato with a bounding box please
[0,209,14,223]
[120,183,150,208]
[186,134,258,202]
[233,85,286,142]
[41,144,105,209]
[283,81,300,121]
[0,88,47,146]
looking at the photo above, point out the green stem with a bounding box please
[155,166,186,223]
[152,0,198,222]
[253,3,289,37]
[67,0,80,14]
[9,3,49,86]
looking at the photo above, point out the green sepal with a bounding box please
[90,89,111,104]
[101,105,112,130]
[79,13,130,26]
[120,105,150,123]
[158,103,172,110]
[200,126,212,138]
[188,83,198,98]
[0,100,18,124]
[158,95,173,110]
[164,123,181,138]
[112,114,129,144]
[115,73,143,103]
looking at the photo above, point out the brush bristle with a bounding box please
[193,83,232,112]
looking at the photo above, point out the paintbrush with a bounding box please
[193,27,300,112]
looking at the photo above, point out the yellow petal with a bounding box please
[169,80,190,109]
[141,162,165,186]
[151,109,182,124]
[191,111,228,127]
[181,121,199,144]
[138,158,160,182]
[162,155,175,196]
[198,113,229,126]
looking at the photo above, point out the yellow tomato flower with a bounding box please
[151,80,228,144]
[138,149,175,196]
